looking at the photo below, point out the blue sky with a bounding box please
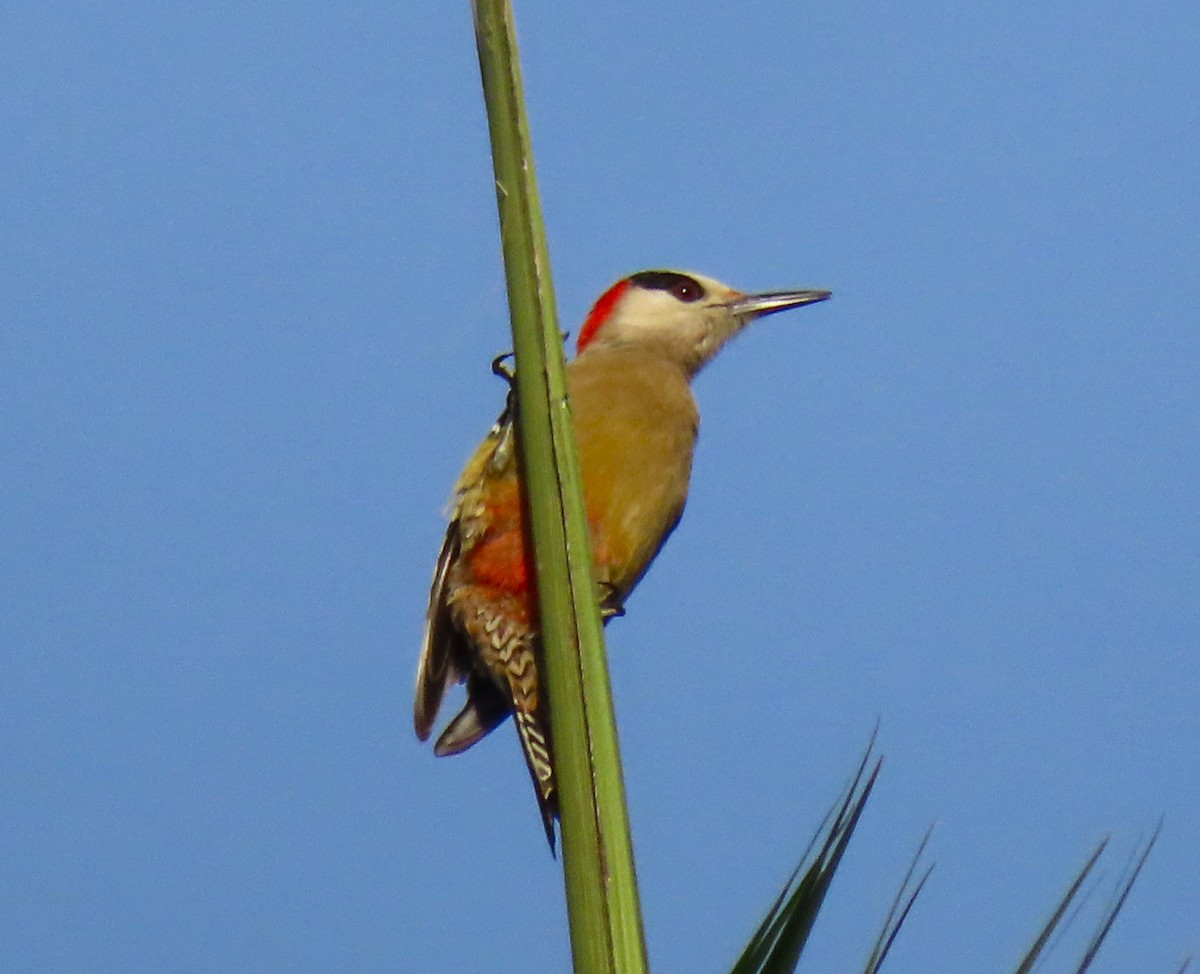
[2,2,1197,971]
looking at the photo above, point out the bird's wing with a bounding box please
[413,400,516,740]
[413,524,463,740]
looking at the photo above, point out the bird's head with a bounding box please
[574,270,830,376]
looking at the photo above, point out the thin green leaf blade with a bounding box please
[1073,822,1162,974]
[862,825,935,974]
[1011,837,1109,974]
[470,2,647,971]
[729,744,882,974]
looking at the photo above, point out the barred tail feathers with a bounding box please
[513,706,558,851]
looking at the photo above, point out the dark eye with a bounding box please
[628,270,706,303]
[671,279,702,302]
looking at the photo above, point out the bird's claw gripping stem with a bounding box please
[491,351,515,385]
[598,585,626,621]
[491,329,569,385]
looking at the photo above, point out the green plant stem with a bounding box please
[470,2,649,972]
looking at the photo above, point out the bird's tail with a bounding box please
[513,707,558,852]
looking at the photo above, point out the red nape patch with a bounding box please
[576,278,630,353]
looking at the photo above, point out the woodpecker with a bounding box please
[414,270,830,847]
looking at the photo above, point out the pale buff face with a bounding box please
[582,271,749,376]
[579,270,829,377]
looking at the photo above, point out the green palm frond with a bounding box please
[1011,822,1168,974]
[1012,837,1110,974]
[862,825,935,974]
[728,741,885,974]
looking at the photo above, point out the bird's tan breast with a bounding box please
[567,350,699,594]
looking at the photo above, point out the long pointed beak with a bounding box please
[728,288,832,318]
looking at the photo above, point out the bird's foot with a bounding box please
[491,351,515,385]
[599,595,626,621]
